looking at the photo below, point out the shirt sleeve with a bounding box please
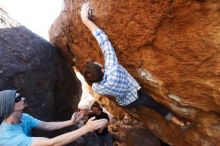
[92,82,115,97]
[22,113,41,128]
[92,83,106,95]
[92,28,118,70]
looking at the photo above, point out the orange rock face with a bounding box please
[49,0,220,145]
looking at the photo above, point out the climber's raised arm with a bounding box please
[80,2,118,68]
[80,2,98,33]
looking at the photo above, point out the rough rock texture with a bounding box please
[110,120,161,146]
[49,0,220,146]
[0,7,82,138]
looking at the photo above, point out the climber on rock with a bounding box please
[0,90,107,146]
[80,2,195,130]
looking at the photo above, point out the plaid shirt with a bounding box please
[92,29,141,106]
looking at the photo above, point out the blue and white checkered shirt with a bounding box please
[92,29,141,106]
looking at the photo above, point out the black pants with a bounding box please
[126,89,170,118]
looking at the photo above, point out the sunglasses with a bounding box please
[15,94,22,103]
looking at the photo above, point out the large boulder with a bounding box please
[0,6,81,133]
[49,0,220,145]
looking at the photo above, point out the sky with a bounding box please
[0,0,63,40]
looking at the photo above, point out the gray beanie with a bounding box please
[0,90,17,118]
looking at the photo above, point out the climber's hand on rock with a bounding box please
[81,2,90,22]
[80,2,99,33]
